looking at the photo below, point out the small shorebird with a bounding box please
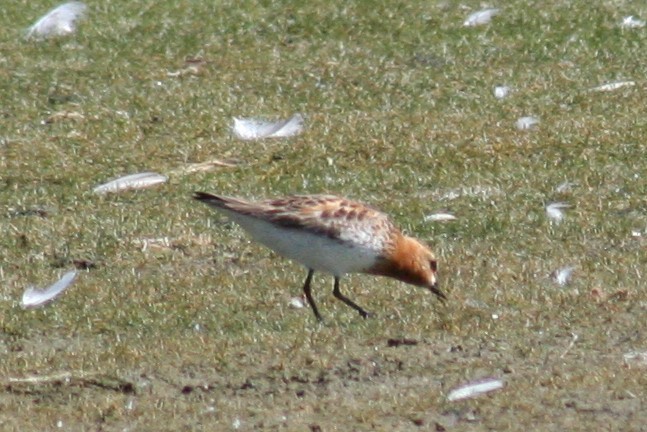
[194,192,444,321]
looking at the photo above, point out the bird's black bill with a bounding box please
[430,283,447,302]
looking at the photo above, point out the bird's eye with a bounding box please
[430,260,438,272]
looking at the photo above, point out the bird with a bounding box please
[193,192,444,321]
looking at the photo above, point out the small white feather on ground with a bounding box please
[552,266,575,286]
[555,181,576,193]
[232,114,304,140]
[26,2,87,39]
[447,378,505,401]
[22,271,77,309]
[93,172,168,194]
[464,9,500,27]
[623,351,647,368]
[493,85,511,99]
[620,16,645,29]
[288,296,306,309]
[590,81,635,92]
[516,116,540,130]
[546,202,571,223]
[424,213,457,222]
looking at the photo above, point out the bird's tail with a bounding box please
[193,192,255,213]
[193,191,228,208]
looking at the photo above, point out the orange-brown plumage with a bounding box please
[369,234,443,299]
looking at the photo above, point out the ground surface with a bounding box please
[1,0,646,431]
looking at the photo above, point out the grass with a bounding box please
[1,0,646,430]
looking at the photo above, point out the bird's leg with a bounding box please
[332,277,370,318]
[302,269,323,322]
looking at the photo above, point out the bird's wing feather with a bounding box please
[194,192,395,250]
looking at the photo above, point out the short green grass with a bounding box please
[1,0,646,430]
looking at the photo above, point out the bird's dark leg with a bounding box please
[332,277,370,318]
[302,269,323,321]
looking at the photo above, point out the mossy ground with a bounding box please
[1,1,646,430]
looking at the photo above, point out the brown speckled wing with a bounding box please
[195,193,398,252]
[262,195,397,252]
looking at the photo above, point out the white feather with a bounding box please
[464,9,500,27]
[623,351,647,367]
[590,81,635,92]
[447,378,504,401]
[232,114,304,140]
[516,116,539,130]
[546,202,570,223]
[288,296,306,309]
[621,16,645,29]
[21,271,77,309]
[555,181,576,193]
[437,185,501,201]
[493,85,510,99]
[26,2,87,39]
[424,213,457,222]
[93,172,168,194]
[553,266,575,286]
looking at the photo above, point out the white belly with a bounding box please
[221,211,379,276]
